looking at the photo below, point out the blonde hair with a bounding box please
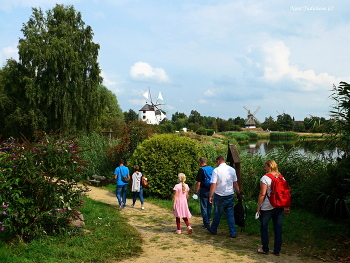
[178,173,186,193]
[265,160,280,174]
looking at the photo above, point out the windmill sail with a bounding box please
[157,91,164,101]
[142,91,150,100]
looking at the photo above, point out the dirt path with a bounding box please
[86,185,325,263]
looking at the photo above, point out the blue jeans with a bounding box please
[200,187,212,227]
[116,184,128,206]
[132,187,144,205]
[209,194,236,236]
[259,208,284,254]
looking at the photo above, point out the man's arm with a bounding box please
[208,183,216,203]
[194,181,201,194]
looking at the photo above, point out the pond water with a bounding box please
[241,139,341,159]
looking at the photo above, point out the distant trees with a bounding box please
[0,4,123,139]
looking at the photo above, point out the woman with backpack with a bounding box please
[256,160,291,256]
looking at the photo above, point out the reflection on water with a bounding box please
[242,140,340,158]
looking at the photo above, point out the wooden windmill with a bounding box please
[243,106,261,128]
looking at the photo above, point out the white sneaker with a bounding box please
[188,226,193,234]
[131,204,134,208]
[141,207,144,210]
[175,230,181,234]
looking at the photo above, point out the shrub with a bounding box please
[77,133,116,180]
[196,127,207,135]
[108,121,158,161]
[0,132,89,242]
[206,129,215,136]
[129,134,204,199]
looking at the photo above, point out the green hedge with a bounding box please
[129,134,204,199]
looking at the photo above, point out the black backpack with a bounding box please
[234,199,245,229]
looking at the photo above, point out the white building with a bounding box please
[139,103,166,125]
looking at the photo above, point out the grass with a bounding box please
[0,196,142,263]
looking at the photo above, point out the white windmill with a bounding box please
[243,106,261,128]
[139,87,167,124]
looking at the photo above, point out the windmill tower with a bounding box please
[243,106,261,128]
[139,87,167,124]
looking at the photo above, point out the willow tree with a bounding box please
[15,4,102,136]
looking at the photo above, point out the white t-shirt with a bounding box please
[211,163,237,196]
[260,175,274,210]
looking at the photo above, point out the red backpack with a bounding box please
[266,173,291,208]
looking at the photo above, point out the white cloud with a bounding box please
[101,71,123,93]
[130,62,170,83]
[204,89,214,97]
[199,99,207,104]
[260,40,339,91]
[0,45,18,65]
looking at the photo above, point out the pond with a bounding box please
[241,139,341,159]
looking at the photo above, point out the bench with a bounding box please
[87,175,107,186]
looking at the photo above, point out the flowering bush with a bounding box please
[0,132,90,241]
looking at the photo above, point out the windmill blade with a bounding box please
[142,89,150,100]
[253,106,261,116]
[158,91,164,101]
[243,106,249,112]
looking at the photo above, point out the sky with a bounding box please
[1,0,349,122]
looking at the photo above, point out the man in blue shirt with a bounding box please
[113,158,130,209]
[194,157,214,229]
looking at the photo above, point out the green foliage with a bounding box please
[270,132,297,140]
[123,109,139,123]
[0,196,142,262]
[76,133,116,179]
[0,133,89,241]
[221,132,250,143]
[96,85,124,132]
[277,113,294,131]
[206,129,215,136]
[0,4,103,138]
[129,134,205,199]
[108,121,158,161]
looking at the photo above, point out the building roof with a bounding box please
[139,104,155,111]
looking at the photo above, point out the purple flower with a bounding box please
[0,227,4,231]
[14,214,18,217]
[56,149,62,152]
[2,205,7,208]
[2,211,6,215]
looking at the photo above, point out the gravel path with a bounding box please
[86,185,325,263]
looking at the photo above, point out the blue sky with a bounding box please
[1,0,349,122]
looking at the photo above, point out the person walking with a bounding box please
[256,160,290,256]
[113,158,130,209]
[208,155,241,238]
[131,165,145,210]
[173,173,193,235]
[193,157,214,229]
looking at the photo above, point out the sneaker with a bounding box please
[188,226,193,234]
[119,203,124,209]
[175,230,181,234]
[131,204,134,208]
[141,207,145,210]
[202,225,209,229]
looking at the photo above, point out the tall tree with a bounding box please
[14,4,102,136]
[98,85,124,130]
[124,109,139,123]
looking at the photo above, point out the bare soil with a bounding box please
[86,185,326,263]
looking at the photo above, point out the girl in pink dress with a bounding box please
[173,173,193,234]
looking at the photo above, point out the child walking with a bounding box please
[173,173,192,234]
[131,165,145,210]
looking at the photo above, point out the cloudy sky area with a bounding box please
[1,0,349,121]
